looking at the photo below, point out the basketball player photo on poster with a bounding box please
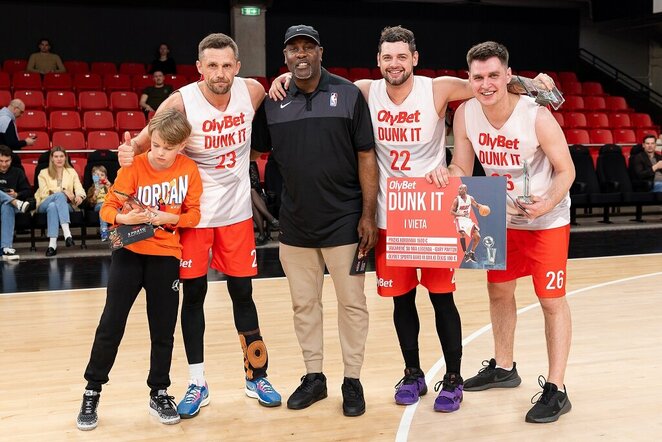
[386,176,506,269]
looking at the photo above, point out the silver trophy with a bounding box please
[516,76,565,110]
[517,160,534,205]
[483,236,496,266]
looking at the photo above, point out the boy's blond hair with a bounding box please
[147,108,192,146]
[91,165,108,176]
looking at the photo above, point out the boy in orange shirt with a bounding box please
[77,108,202,431]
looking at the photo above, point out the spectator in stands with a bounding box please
[34,146,86,256]
[86,165,112,241]
[249,160,278,245]
[0,100,37,149]
[631,134,662,192]
[140,71,174,115]
[149,43,177,74]
[0,145,32,260]
[26,38,66,74]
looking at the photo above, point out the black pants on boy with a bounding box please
[84,248,180,395]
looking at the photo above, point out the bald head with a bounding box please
[8,99,25,118]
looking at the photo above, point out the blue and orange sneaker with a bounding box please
[245,377,282,407]
[177,382,210,418]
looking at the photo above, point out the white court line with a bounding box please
[395,271,662,442]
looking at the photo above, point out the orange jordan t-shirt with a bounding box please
[100,152,202,259]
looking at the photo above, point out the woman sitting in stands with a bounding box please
[35,146,86,256]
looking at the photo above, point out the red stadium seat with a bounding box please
[49,110,81,131]
[436,69,457,77]
[132,74,153,94]
[103,74,131,92]
[22,160,37,186]
[12,72,42,90]
[91,62,117,76]
[116,111,146,132]
[558,71,578,84]
[612,129,636,145]
[629,113,657,130]
[564,112,587,129]
[43,73,72,91]
[14,90,45,110]
[278,66,289,75]
[456,70,469,79]
[78,91,108,111]
[561,95,584,111]
[119,62,146,76]
[176,64,198,77]
[552,112,564,127]
[87,130,119,150]
[69,157,87,179]
[636,128,658,141]
[561,81,582,96]
[52,130,86,149]
[0,90,10,107]
[18,131,50,150]
[83,111,114,132]
[517,70,538,79]
[583,96,606,111]
[608,113,632,129]
[605,96,632,113]
[164,74,188,90]
[255,153,269,184]
[46,91,77,112]
[0,72,10,90]
[3,59,27,74]
[63,61,89,75]
[327,67,349,79]
[589,129,613,145]
[415,68,436,78]
[109,91,139,112]
[563,129,589,145]
[147,110,156,121]
[581,81,604,96]
[348,67,372,82]
[16,110,47,131]
[585,112,609,129]
[73,74,103,92]
[370,67,382,80]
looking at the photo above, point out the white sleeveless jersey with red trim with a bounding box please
[179,79,254,227]
[369,75,446,229]
[463,95,569,230]
[456,195,473,217]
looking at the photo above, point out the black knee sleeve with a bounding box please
[429,292,463,374]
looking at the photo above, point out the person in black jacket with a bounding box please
[0,145,32,260]
[0,100,37,149]
[630,135,662,192]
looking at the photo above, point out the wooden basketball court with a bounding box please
[1,254,660,440]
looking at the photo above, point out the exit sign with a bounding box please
[241,6,261,16]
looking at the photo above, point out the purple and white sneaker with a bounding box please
[394,367,427,405]
[433,373,463,412]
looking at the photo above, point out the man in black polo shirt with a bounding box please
[253,24,378,416]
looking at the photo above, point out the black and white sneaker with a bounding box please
[525,376,571,423]
[2,247,19,261]
[15,199,30,213]
[464,358,522,391]
[149,390,180,425]
[77,390,100,431]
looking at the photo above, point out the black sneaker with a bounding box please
[464,358,522,391]
[341,377,365,417]
[287,373,328,410]
[525,376,571,423]
[76,390,100,431]
[149,390,180,425]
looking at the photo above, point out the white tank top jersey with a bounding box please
[456,195,473,218]
[463,95,570,230]
[369,75,447,229]
[179,79,254,227]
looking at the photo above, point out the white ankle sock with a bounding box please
[189,363,205,385]
[61,223,72,239]
[496,364,513,371]
[49,237,57,248]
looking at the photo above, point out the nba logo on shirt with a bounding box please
[330,93,338,107]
